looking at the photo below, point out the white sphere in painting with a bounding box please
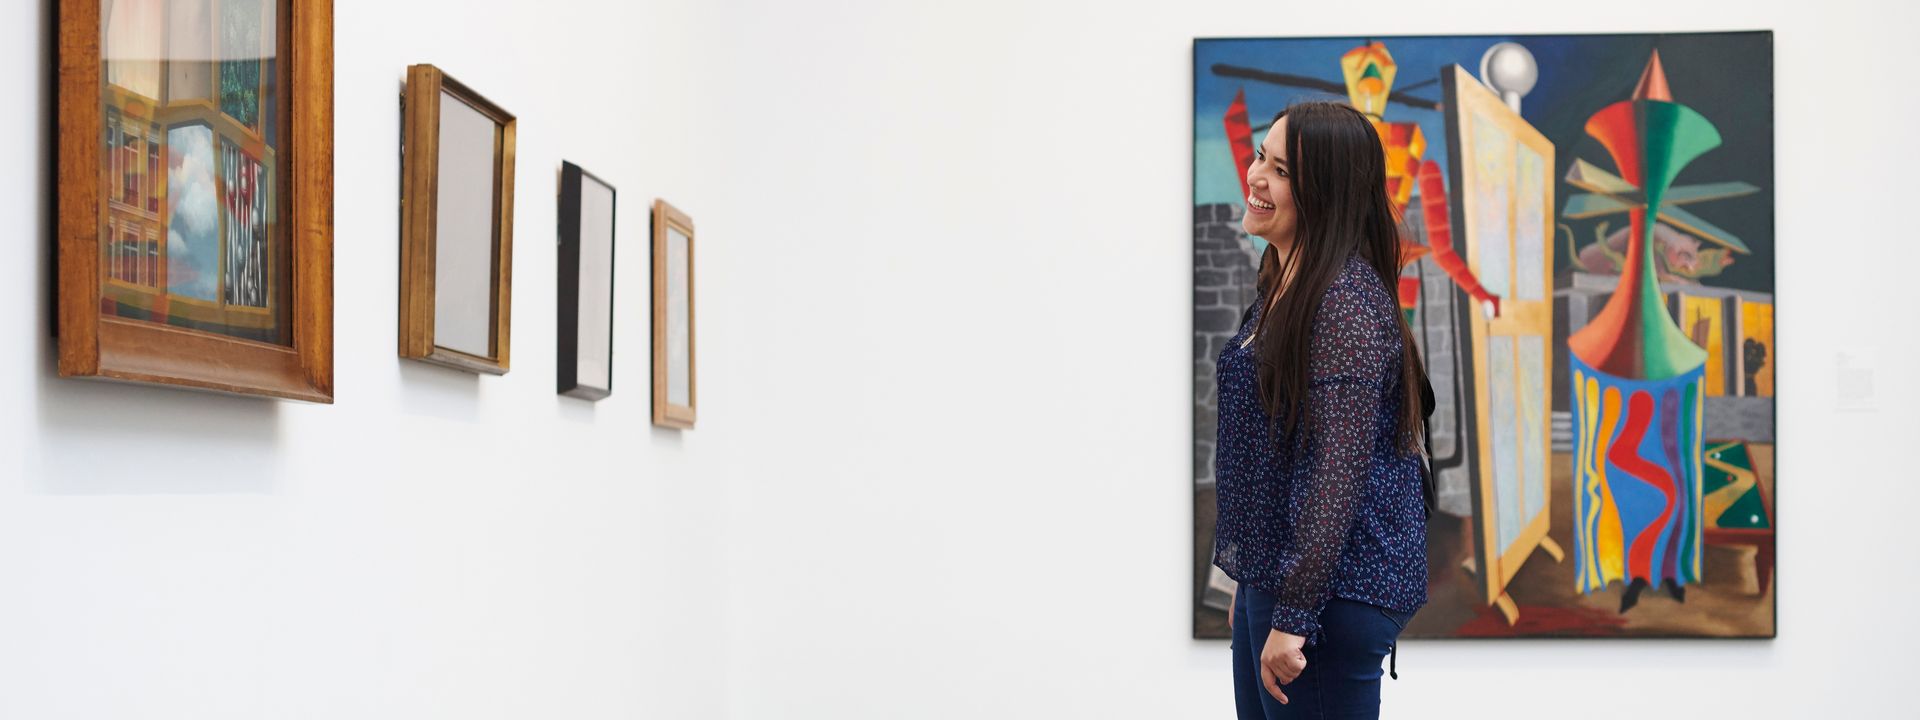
[1480,42,1538,112]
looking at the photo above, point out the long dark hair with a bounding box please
[1251,101,1425,455]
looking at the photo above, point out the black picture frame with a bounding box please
[557,161,617,399]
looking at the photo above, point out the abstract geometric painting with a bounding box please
[1192,32,1774,639]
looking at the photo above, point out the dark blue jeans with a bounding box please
[1230,584,1415,720]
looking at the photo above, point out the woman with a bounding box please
[1215,101,1430,720]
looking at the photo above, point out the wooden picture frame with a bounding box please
[57,0,334,402]
[557,162,616,400]
[651,200,695,428]
[398,64,516,374]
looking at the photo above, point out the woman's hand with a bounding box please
[1259,629,1308,704]
[1228,587,1236,629]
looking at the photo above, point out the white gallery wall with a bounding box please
[3,0,1915,718]
[1,0,729,718]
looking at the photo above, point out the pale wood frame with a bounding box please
[398,64,517,374]
[651,199,696,428]
[58,0,334,402]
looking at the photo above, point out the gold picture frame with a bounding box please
[58,0,335,401]
[398,64,517,374]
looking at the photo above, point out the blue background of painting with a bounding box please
[1194,32,1774,292]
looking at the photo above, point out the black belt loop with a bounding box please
[1388,643,1399,680]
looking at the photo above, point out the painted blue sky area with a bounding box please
[1196,36,1502,205]
[1193,33,1776,292]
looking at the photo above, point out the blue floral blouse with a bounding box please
[1213,254,1429,645]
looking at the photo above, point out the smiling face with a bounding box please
[1241,116,1297,247]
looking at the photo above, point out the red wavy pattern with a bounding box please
[1608,391,1675,581]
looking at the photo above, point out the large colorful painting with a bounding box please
[1192,32,1774,639]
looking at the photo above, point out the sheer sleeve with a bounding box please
[1269,282,1398,643]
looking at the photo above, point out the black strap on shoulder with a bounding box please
[1417,364,1438,520]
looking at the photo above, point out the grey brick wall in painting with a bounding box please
[1405,254,1475,518]
[1193,203,1262,488]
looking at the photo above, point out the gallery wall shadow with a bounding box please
[394,357,485,422]
[649,423,684,448]
[29,0,279,497]
[30,356,285,496]
[556,393,599,423]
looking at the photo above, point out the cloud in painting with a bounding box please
[166,124,219,301]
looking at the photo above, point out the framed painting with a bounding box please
[1193,32,1774,640]
[651,199,695,429]
[398,64,517,374]
[58,0,334,401]
[557,161,617,400]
